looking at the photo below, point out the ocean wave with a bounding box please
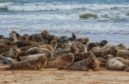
[0,2,129,12]
[0,2,128,21]
[0,12,128,22]
[0,2,128,20]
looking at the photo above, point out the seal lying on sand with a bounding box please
[92,44,117,58]
[0,55,17,64]
[59,51,100,71]
[38,40,58,57]
[106,55,128,71]
[20,53,50,61]
[117,43,127,50]
[10,56,47,70]
[9,31,20,42]
[41,30,58,44]
[70,41,87,54]
[45,53,74,69]
[116,49,129,59]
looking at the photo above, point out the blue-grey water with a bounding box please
[0,0,129,46]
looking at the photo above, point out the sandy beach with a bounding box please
[0,65,129,84]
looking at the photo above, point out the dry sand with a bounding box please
[0,65,129,84]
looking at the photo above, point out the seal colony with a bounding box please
[0,30,129,72]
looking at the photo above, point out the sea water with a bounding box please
[0,0,129,46]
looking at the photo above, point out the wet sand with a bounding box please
[0,65,129,84]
